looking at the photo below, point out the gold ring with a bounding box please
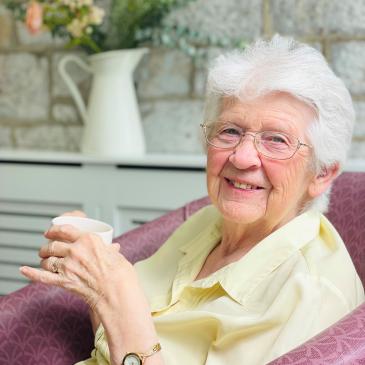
[50,257,59,274]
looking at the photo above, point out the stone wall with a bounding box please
[1,0,365,158]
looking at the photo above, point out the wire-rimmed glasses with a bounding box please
[201,121,312,160]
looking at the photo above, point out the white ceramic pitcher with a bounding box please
[58,48,148,158]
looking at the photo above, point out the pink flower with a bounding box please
[25,1,43,34]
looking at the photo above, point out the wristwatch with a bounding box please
[122,343,161,365]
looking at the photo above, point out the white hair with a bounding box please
[204,35,355,213]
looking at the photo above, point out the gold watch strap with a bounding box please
[138,342,162,362]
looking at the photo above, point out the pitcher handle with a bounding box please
[58,55,92,124]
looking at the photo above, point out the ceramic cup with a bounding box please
[52,216,113,244]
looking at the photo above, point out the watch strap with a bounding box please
[138,342,161,362]
[122,342,161,364]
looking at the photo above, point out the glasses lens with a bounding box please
[205,123,241,148]
[257,131,297,159]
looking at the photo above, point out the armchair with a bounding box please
[0,172,364,365]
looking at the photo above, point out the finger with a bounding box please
[20,266,99,308]
[41,257,64,274]
[19,266,63,286]
[39,240,70,259]
[45,224,82,243]
[62,210,87,218]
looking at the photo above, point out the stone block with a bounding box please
[65,125,83,151]
[0,53,49,120]
[141,99,205,154]
[52,52,91,98]
[349,140,365,159]
[14,124,72,150]
[193,47,225,98]
[0,6,16,48]
[52,103,81,124]
[0,126,13,148]
[165,0,263,43]
[331,42,365,95]
[353,101,365,138]
[270,0,365,37]
[136,49,192,99]
[16,21,66,47]
[194,68,207,98]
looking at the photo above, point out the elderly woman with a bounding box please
[21,36,364,365]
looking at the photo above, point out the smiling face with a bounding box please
[206,92,320,231]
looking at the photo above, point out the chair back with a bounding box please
[326,172,365,285]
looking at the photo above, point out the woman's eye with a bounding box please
[271,136,286,143]
[264,134,288,144]
[221,128,240,136]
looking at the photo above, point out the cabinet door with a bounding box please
[0,162,207,295]
[112,167,207,235]
[116,206,168,232]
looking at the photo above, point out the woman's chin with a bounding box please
[217,200,266,225]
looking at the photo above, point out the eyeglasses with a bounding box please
[200,122,312,160]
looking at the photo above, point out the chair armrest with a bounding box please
[268,302,365,364]
[0,283,93,365]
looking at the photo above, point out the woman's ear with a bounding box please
[308,163,340,198]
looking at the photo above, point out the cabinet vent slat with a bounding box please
[0,247,39,265]
[0,279,28,296]
[0,200,81,216]
[0,263,34,281]
[0,231,43,248]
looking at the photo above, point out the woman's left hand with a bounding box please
[21,224,163,365]
[20,224,135,312]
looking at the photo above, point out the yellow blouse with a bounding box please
[77,205,364,365]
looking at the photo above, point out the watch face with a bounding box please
[122,353,142,365]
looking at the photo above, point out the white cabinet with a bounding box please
[0,151,207,295]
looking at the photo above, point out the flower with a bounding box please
[88,6,105,25]
[25,1,43,34]
[9,0,107,52]
[67,18,85,38]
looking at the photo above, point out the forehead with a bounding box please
[219,93,317,134]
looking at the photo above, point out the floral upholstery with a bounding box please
[0,172,364,365]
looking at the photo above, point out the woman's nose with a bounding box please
[228,134,262,169]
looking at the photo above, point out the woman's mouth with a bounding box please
[225,178,264,190]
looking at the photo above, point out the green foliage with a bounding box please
[5,0,246,55]
[147,24,247,60]
[4,0,27,19]
[104,0,180,50]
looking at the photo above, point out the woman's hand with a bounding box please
[20,224,133,313]
[20,219,163,365]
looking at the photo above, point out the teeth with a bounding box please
[232,180,257,190]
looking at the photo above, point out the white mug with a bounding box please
[52,216,114,244]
